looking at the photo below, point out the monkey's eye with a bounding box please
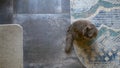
[86,30,93,38]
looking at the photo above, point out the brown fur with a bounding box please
[65,20,98,54]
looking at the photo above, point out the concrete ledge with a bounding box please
[0,24,23,68]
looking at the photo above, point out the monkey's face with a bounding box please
[83,24,98,40]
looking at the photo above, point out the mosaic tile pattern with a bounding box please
[71,0,120,68]
[74,25,120,68]
[91,9,120,28]
[71,0,120,19]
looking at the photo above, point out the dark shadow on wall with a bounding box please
[0,0,13,24]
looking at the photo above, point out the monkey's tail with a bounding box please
[65,24,74,54]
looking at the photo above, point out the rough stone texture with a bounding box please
[14,0,70,14]
[0,24,23,68]
[0,0,85,68]
[13,14,85,68]
[0,0,13,24]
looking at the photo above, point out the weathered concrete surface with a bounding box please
[0,24,23,68]
[13,14,85,68]
[0,0,85,68]
[14,0,70,14]
[0,0,13,24]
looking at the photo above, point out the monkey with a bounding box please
[65,20,98,54]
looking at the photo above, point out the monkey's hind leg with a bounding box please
[65,33,74,54]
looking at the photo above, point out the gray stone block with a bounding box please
[0,0,13,24]
[13,14,70,63]
[13,14,84,68]
[0,0,13,14]
[13,0,70,14]
[0,24,23,68]
[61,0,70,13]
[0,14,13,24]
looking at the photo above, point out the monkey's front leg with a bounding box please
[65,33,74,54]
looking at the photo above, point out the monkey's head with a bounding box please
[73,20,98,40]
[82,24,98,40]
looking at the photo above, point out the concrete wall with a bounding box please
[0,0,85,68]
